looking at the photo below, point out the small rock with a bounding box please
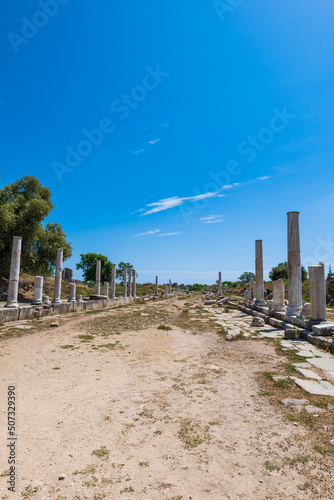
[251,317,265,327]
[329,440,334,447]
[58,475,65,480]
[50,322,59,328]
[259,480,263,483]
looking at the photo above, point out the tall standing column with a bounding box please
[217,271,222,296]
[255,240,265,306]
[95,260,101,295]
[103,282,109,296]
[309,263,326,322]
[53,249,63,304]
[123,268,127,297]
[128,268,132,297]
[110,263,116,299]
[68,283,76,302]
[132,270,136,297]
[287,211,303,317]
[249,278,255,301]
[272,278,286,312]
[155,276,158,296]
[6,236,22,308]
[169,279,172,295]
[32,276,43,305]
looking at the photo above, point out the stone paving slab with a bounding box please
[257,331,283,339]
[308,357,334,371]
[295,367,322,380]
[292,378,334,396]
[295,351,316,358]
[292,362,312,369]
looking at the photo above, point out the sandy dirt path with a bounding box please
[0,295,333,499]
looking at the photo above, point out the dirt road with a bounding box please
[0,295,333,499]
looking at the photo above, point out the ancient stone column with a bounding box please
[217,271,222,296]
[169,279,172,294]
[309,263,326,322]
[155,276,158,296]
[123,268,127,297]
[255,240,265,306]
[103,282,109,296]
[132,270,136,297]
[165,285,168,294]
[128,268,132,297]
[272,278,286,312]
[52,249,63,304]
[68,283,76,302]
[287,212,303,317]
[249,278,255,301]
[95,260,101,295]
[32,276,43,305]
[110,263,116,299]
[77,295,83,302]
[6,236,22,308]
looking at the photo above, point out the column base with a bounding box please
[32,300,43,306]
[272,306,286,313]
[286,306,303,317]
[68,299,76,302]
[255,299,266,307]
[52,299,62,304]
[5,302,19,308]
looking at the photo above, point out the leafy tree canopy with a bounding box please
[238,272,256,284]
[269,261,307,282]
[116,262,136,282]
[76,253,113,283]
[0,176,72,277]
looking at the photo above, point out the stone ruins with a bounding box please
[1,210,333,351]
[0,247,177,322]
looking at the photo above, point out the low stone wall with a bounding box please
[228,300,334,353]
[0,296,135,323]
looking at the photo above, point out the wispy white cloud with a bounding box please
[160,122,170,128]
[134,228,161,237]
[158,231,182,237]
[131,149,146,155]
[136,175,270,217]
[148,138,160,145]
[140,192,221,216]
[200,215,224,224]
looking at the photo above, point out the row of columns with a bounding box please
[5,240,138,307]
[121,267,136,298]
[252,212,327,322]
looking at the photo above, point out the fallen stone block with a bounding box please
[217,297,229,307]
[284,327,301,340]
[251,317,265,327]
[225,328,240,341]
[205,300,216,305]
[312,323,334,336]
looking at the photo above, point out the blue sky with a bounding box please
[1,0,334,284]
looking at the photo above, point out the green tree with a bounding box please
[269,261,307,282]
[76,253,113,283]
[238,272,256,284]
[116,262,136,282]
[0,176,72,277]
